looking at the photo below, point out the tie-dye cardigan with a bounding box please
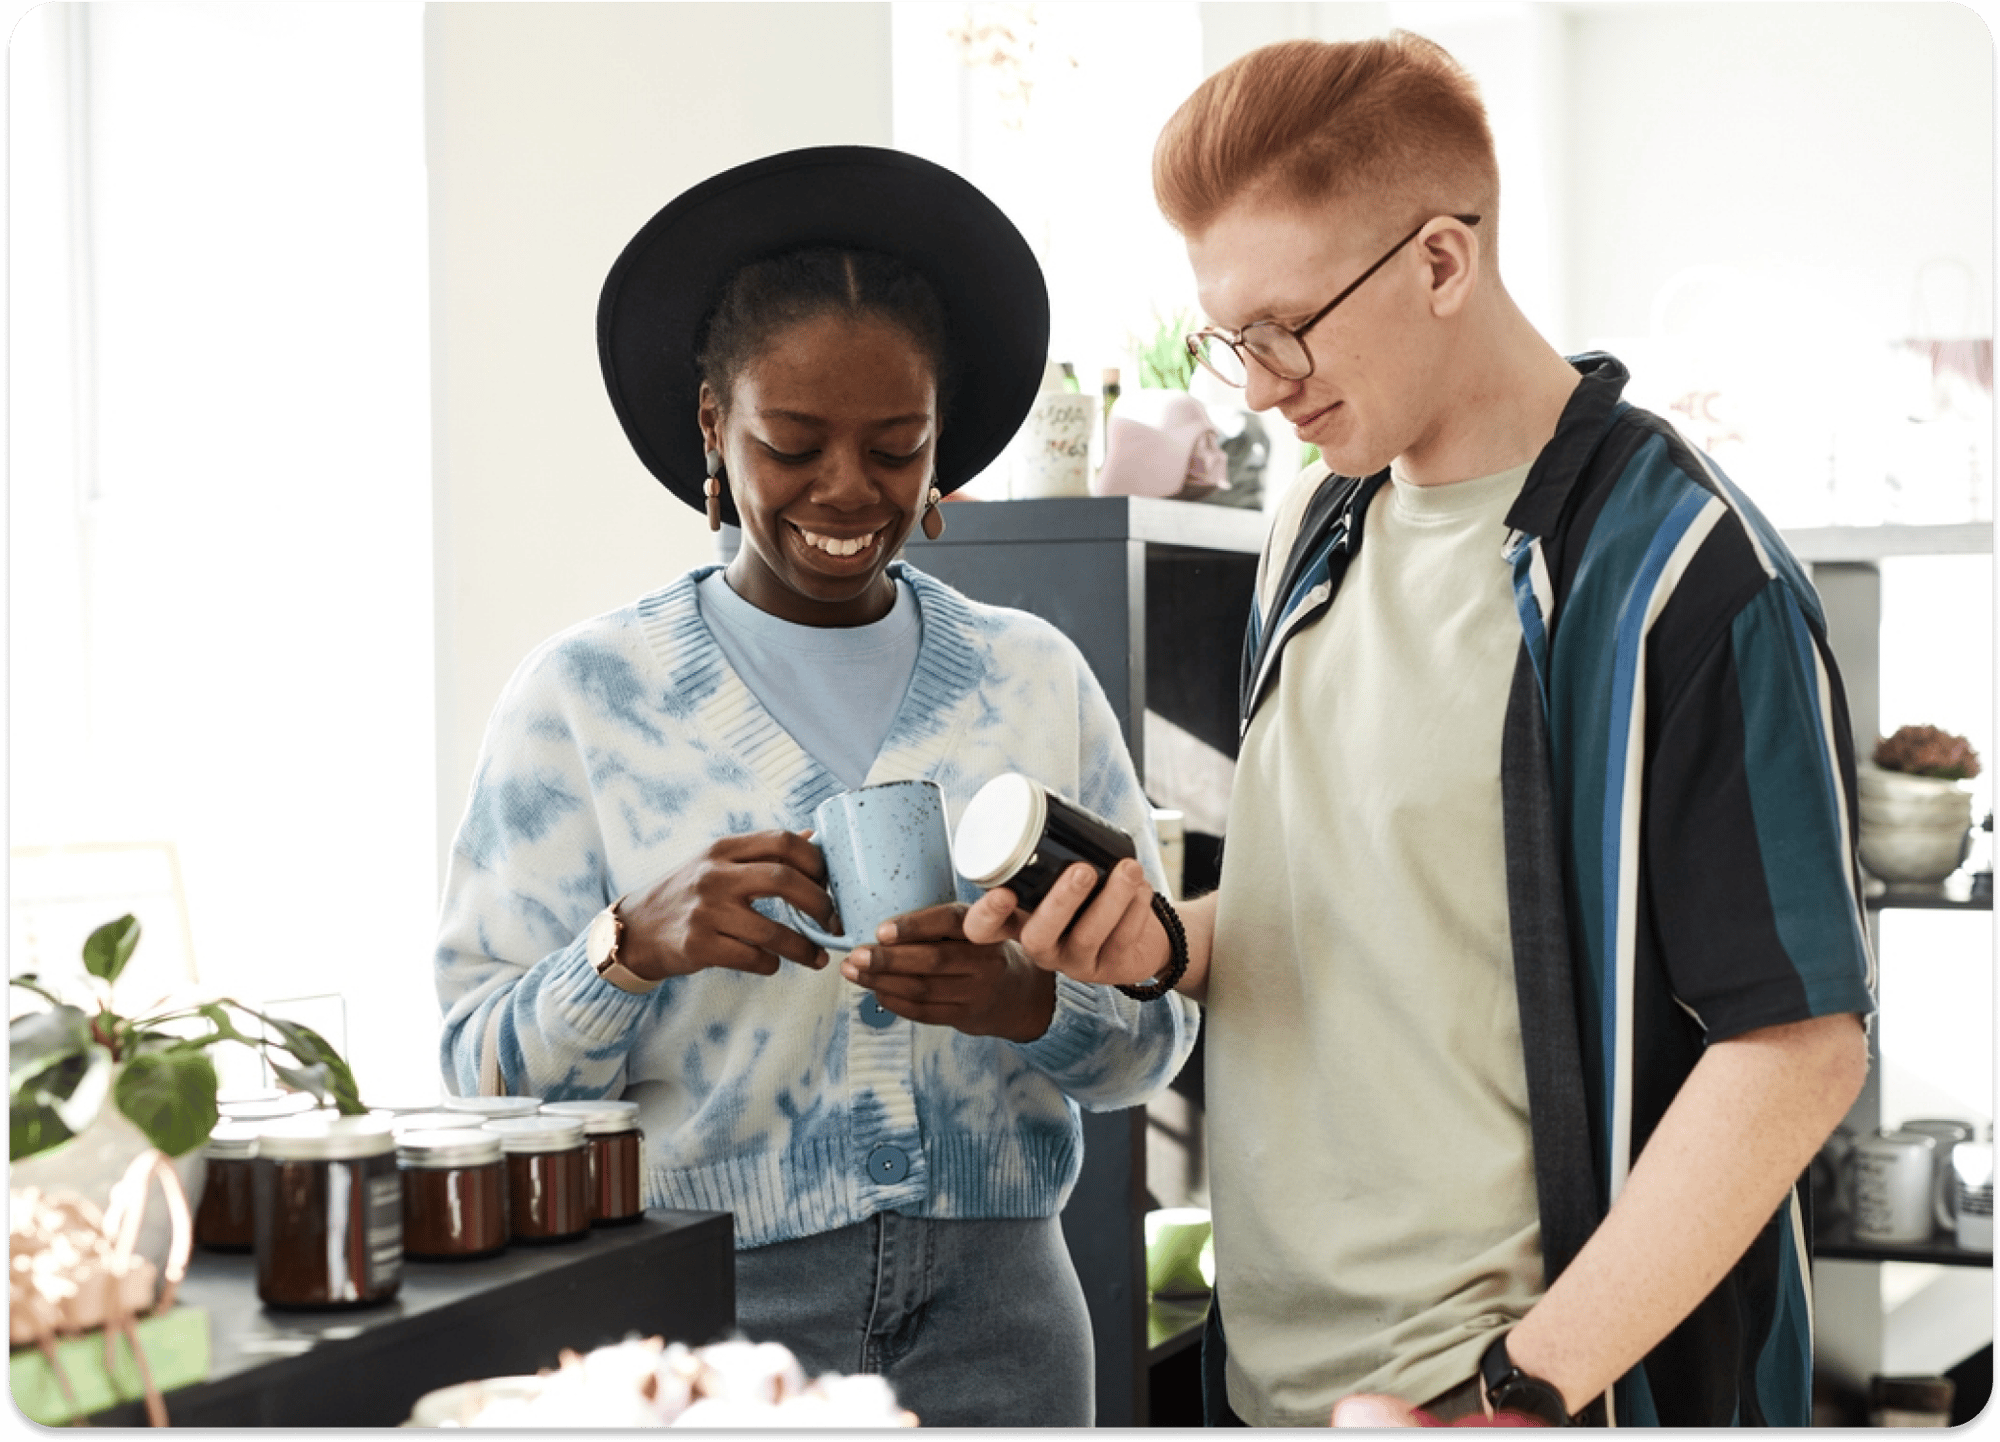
[434,562,1199,1248]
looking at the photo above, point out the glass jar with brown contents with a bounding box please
[539,1100,645,1225]
[482,1117,590,1243]
[252,1114,403,1309]
[398,1128,510,1260]
[194,1120,260,1252]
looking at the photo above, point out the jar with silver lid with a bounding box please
[253,1113,403,1309]
[398,1128,510,1259]
[439,1095,542,1120]
[483,1116,590,1242]
[953,772,1138,915]
[540,1100,645,1225]
[195,1120,261,1252]
[217,1088,321,1122]
[390,1110,480,1135]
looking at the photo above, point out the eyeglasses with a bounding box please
[1184,214,1481,389]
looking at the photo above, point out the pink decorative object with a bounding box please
[1094,391,1230,501]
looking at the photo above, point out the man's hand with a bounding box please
[843,903,1056,1043]
[960,858,1173,988]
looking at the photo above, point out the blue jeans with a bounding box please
[733,1212,1094,1427]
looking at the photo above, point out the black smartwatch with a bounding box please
[1478,1332,1574,1427]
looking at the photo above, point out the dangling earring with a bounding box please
[703,448,725,533]
[920,484,945,540]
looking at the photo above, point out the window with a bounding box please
[10,2,440,1103]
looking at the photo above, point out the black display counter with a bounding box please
[90,1209,733,1426]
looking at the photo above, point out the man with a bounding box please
[953,30,1873,1428]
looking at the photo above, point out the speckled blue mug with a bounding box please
[756,779,957,952]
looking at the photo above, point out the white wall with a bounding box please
[1563,1,1991,348]
[424,2,894,870]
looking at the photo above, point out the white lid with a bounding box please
[397,1128,506,1169]
[482,1116,587,1154]
[440,1095,542,1118]
[255,1112,397,1161]
[201,1119,262,1159]
[953,773,1046,887]
[539,1099,641,1135]
[217,1089,320,1121]
[391,1110,480,1135]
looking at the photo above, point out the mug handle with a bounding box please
[1937,1147,1960,1231]
[756,896,856,954]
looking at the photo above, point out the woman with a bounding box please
[433,147,1198,1427]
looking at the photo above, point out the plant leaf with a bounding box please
[49,1048,115,1135]
[269,1059,331,1101]
[12,1096,73,1161]
[9,1006,94,1090]
[81,914,142,986]
[225,1005,367,1115]
[8,974,68,1009]
[11,1043,102,1158]
[113,1049,219,1157]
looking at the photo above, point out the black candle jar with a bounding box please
[399,1128,510,1259]
[194,1120,261,1252]
[953,773,1138,913]
[538,1100,645,1225]
[483,1116,591,1243]
[252,1114,403,1309]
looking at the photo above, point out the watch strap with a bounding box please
[588,901,661,995]
[1478,1331,1573,1427]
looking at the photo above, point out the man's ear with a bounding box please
[1422,218,1479,319]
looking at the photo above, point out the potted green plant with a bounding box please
[11,914,366,1164]
[1135,309,1196,392]
[1859,725,1982,885]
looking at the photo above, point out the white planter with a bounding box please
[11,1097,206,1277]
[1860,823,1971,885]
[1859,764,1974,814]
[1856,766,1972,885]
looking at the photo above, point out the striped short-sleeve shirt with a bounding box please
[1236,352,1875,1427]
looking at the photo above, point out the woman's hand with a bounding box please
[960,858,1169,989]
[842,903,1056,1043]
[613,830,836,981]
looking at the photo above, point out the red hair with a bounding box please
[1154,32,1498,238]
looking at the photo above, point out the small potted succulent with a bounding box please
[1859,725,1982,885]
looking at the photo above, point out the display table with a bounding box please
[87,1209,733,1426]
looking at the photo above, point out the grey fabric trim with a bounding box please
[1500,648,1604,1327]
[1501,648,1611,1427]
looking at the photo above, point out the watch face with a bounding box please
[587,906,620,970]
[1490,1378,1568,1427]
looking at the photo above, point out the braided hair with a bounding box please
[695,247,952,416]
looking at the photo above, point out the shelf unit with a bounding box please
[1794,521,1995,1394]
[906,496,1263,1427]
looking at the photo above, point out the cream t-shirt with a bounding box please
[1207,460,1545,1426]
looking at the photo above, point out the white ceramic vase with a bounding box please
[1857,765,1973,884]
[1015,390,1095,498]
[11,1090,207,1276]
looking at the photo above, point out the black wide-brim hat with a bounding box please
[597,146,1050,525]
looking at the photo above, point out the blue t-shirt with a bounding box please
[696,570,923,790]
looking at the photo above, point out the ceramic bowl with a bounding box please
[404,1375,543,1427]
[1858,821,1970,885]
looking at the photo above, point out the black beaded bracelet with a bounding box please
[1116,894,1190,1002]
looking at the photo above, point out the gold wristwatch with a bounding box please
[587,901,660,995]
